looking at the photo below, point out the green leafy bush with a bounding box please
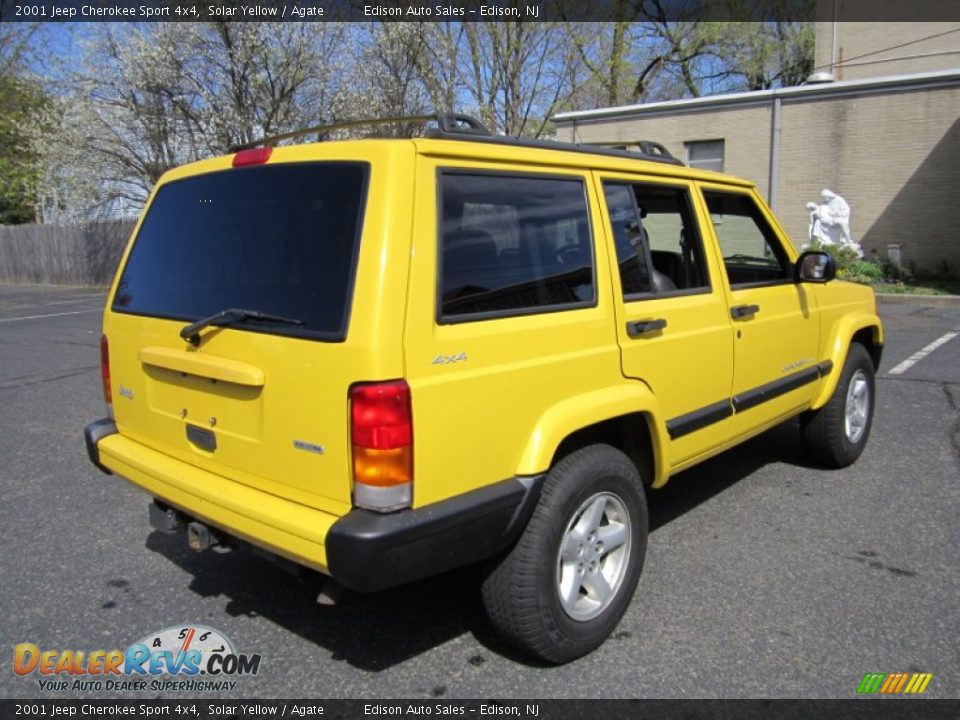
[806,239,865,277]
[846,261,883,280]
[880,257,912,283]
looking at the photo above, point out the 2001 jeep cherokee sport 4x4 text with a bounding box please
[85,114,882,663]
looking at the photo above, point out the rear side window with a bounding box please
[603,181,709,298]
[113,163,368,341]
[438,172,595,321]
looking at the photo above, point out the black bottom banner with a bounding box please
[2,699,959,720]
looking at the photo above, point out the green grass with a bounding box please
[869,279,960,296]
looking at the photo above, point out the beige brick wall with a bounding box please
[556,104,774,198]
[777,86,960,271]
[815,21,960,81]
[555,84,960,273]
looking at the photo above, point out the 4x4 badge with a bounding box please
[432,352,468,366]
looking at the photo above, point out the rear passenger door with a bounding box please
[404,160,622,507]
[597,174,734,467]
[698,185,821,436]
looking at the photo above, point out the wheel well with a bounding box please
[851,327,882,370]
[552,413,654,487]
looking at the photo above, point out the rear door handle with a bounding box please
[626,318,667,337]
[731,304,759,319]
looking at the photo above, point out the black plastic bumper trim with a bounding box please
[84,418,118,475]
[326,474,544,592]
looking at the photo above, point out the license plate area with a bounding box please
[186,424,217,452]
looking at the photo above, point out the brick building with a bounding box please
[553,23,960,274]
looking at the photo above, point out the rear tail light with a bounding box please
[350,380,412,512]
[100,334,113,414]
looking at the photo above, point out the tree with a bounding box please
[711,21,814,91]
[49,22,355,215]
[0,74,49,224]
[169,22,352,151]
[564,19,643,109]
[0,18,40,78]
[339,23,431,137]
[564,2,815,106]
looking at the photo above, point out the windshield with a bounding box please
[112,162,368,341]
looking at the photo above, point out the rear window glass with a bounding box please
[112,162,368,341]
[439,172,595,321]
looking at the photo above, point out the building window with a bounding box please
[685,140,724,173]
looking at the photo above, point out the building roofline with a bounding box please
[553,69,960,123]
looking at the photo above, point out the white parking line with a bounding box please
[887,331,959,375]
[0,309,101,323]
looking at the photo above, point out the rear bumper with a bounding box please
[84,418,118,474]
[84,419,543,591]
[84,419,339,572]
[326,474,543,592]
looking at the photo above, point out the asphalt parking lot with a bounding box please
[1,284,958,700]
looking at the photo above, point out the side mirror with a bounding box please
[795,251,836,283]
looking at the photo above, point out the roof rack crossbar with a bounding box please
[582,140,677,159]
[438,134,685,167]
[229,113,492,152]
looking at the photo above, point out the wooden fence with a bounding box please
[0,220,135,286]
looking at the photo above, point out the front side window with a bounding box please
[603,182,710,298]
[702,190,792,287]
[438,172,594,321]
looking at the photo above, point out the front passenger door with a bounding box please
[699,186,821,437]
[599,176,734,468]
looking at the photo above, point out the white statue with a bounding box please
[806,189,862,257]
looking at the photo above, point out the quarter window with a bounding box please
[438,173,594,321]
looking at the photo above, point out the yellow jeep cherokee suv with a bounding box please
[85,114,882,663]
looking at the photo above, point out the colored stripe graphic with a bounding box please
[857,672,932,695]
[881,673,908,694]
[904,673,933,694]
[857,673,886,694]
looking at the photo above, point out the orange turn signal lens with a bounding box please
[352,446,412,488]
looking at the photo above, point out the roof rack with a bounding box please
[229,111,684,167]
[228,113,490,152]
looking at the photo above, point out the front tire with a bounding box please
[481,444,648,663]
[801,343,876,468]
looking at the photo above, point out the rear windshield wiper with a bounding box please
[180,308,304,346]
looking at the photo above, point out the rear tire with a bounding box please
[801,343,875,468]
[481,444,647,663]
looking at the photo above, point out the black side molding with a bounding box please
[665,361,836,438]
[84,418,118,475]
[326,474,544,593]
[666,400,734,440]
[733,366,821,413]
